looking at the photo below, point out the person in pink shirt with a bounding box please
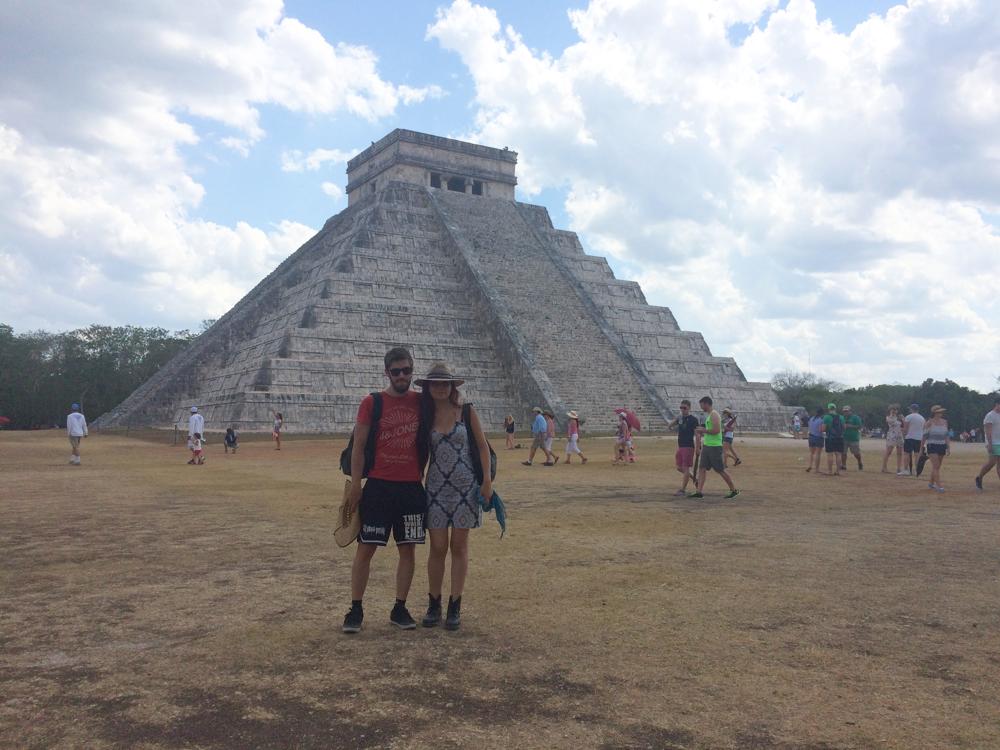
[563,411,588,464]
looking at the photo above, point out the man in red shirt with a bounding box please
[343,347,428,633]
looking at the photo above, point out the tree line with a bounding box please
[0,323,202,429]
[771,371,1000,434]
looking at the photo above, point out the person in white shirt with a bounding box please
[187,406,205,465]
[975,397,1000,491]
[899,403,925,476]
[66,403,88,465]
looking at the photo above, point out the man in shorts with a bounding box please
[522,407,554,466]
[974,397,1000,491]
[343,347,427,633]
[689,396,739,499]
[822,403,845,475]
[66,403,88,465]
[900,403,925,476]
[668,399,699,495]
[840,405,863,471]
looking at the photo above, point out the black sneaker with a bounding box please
[724,489,741,499]
[445,596,462,631]
[858,460,863,470]
[422,594,442,628]
[342,605,363,634]
[975,475,983,491]
[687,491,704,498]
[390,602,416,630]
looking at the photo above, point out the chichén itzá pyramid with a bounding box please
[97,129,790,433]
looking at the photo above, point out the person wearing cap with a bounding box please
[974,396,1000,491]
[415,362,491,631]
[900,403,925,476]
[822,403,845,476]
[721,408,741,468]
[690,396,740,499]
[921,405,950,491]
[187,406,205,465]
[840,406,864,471]
[342,346,428,634]
[667,399,699,493]
[522,407,554,466]
[66,403,88,465]
[563,411,588,464]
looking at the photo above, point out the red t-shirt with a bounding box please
[356,390,422,482]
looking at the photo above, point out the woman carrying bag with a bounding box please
[416,362,492,631]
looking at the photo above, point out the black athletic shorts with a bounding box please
[358,479,427,546]
[825,437,844,454]
[700,445,726,472]
[903,438,922,454]
[926,443,946,456]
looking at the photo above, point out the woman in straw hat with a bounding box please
[922,405,951,492]
[416,362,492,630]
[563,411,588,464]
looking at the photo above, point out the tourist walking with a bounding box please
[224,427,239,453]
[806,407,825,473]
[187,406,204,464]
[722,408,741,467]
[342,347,428,634]
[190,433,205,465]
[523,407,554,466]
[504,414,515,450]
[792,412,802,439]
[416,362,490,631]
[822,403,845,476]
[901,404,925,476]
[881,405,903,474]
[840,406,863,471]
[689,396,739,498]
[974,396,1000,491]
[543,409,558,464]
[922,405,950,491]
[613,411,631,465]
[668,399,699,493]
[563,411,588,464]
[66,403,88,465]
[272,410,283,450]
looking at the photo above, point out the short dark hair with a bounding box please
[994,396,1000,405]
[699,396,713,406]
[384,346,413,371]
[680,399,691,407]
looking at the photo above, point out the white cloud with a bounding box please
[320,182,345,203]
[281,148,355,173]
[428,0,1000,390]
[0,1,435,332]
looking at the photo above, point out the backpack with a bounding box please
[462,403,497,484]
[340,392,383,476]
[826,414,844,439]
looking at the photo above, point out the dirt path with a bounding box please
[2,432,999,748]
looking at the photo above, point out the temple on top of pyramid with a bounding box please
[96,129,791,434]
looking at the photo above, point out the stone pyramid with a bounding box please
[97,129,789,433]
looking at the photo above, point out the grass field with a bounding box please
[2,431,999,749]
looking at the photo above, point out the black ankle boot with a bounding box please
[422,594,442,628]
[445,596,462,631]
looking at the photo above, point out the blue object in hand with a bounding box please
[480,490,506,538]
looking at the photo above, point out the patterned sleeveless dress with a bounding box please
[426,421,483,530]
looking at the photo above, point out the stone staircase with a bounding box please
[430,189,670,432]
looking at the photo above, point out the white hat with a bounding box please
[190,406,199,413]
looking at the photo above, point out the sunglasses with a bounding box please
[388,366,413,377]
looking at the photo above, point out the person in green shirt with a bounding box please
[689,396,740,499]
[822,403,846,476]
[840,405,863,471]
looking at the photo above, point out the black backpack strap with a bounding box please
[463,403,482,484]
[364,392,382,473]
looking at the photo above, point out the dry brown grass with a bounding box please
[2,430,999,749]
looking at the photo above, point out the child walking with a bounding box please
[190,433,205,465]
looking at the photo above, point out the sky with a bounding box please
[1,0,998,391]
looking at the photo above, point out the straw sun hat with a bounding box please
[931,404,947,414]
[567,410,579,419]
[334,479,361,548]
[414,361,465,388]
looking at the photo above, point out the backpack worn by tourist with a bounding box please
[462,403,497,483]
[340,393,382,476]
[826,414,845,439]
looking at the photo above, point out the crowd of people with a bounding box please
[60,350,1000,634]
